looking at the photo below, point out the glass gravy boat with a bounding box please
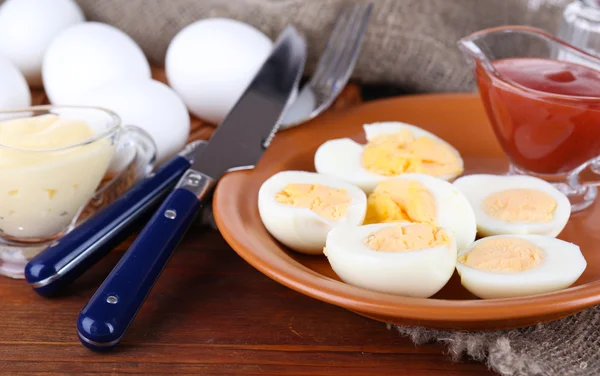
[0,105,156,278]
[458,25,600,212]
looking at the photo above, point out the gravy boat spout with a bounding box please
[458,25,600,92]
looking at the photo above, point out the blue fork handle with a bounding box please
[77,171,213,351]
[24,155,192,296]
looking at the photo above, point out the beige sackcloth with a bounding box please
[11,0,600,374]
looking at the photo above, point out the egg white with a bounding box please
[453,174,571,238]
[314,122,464,194]
[324,222,457,298]
[456,234,586,299]
[258,170,367,255]
[370,173,477,250]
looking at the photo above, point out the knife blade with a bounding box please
[24,140,206,296]
[76,25,307,351]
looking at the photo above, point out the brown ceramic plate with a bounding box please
[213,93,600,331]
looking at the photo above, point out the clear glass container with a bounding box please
[558,0,600,61]
[0,106,156,278]
[459,25,600,212]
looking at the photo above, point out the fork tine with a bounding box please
[310,4,355,84]
[328,3,373,90]
[314,4,369,86]
[312,3,373,89]
[279,2,372,129]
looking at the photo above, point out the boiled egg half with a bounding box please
[456,235,586,299]
[258,171,367,255]
[363,173,476,250]
[325,222,457,298]
[314,122,464,193]
[453,174,571,237]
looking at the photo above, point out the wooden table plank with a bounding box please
[0,225,494,375]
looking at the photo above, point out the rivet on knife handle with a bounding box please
[76,25,307,351]
[76,171,212,350]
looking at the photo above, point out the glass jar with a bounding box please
[557,0,600,58]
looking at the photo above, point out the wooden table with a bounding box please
[4,78,497,375]
[0,225,493,375]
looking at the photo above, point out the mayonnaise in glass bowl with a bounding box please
[0,105,156,278]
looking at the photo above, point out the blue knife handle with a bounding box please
[77,171,211,351]
[24,155,192,296]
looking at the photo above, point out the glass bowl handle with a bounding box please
[120,125,157,183]
[79,125,157,223]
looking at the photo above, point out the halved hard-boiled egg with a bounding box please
[453,174,571,237]
[258,170,367,255]
[456,235,586,299]
[364,173,476,250]
[314,122,464,193]
[324,222,457,298]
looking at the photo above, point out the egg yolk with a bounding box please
[364,179,436,225]
[364,223,450,252]
[482,189,556,223]
[361,129,463,177]
[458,237,544,273]
[275,183,351,220]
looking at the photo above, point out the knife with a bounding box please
[24,140,206,296]
[76,25,306,351]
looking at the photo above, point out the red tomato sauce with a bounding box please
[476,57,600,174]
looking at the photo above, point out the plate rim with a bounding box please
[213,92,600,327]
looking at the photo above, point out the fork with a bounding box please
[280,2,373,129]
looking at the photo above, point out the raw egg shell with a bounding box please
[165,18,273,124]
[43,22,151,104]
[72,79,190,164]
[0,0,84,87]
[0,55,31,111]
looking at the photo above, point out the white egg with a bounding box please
[71,79,190,164]
[453,174,571,237]
[0,0,84,87]
[365,173,477,250]
[314,122,464,194]
[43,22,151,104]
[258,170,367,255]
[166,18,273,124]
[456,234,586,299]
[324,222,457,298]
[0,55,30,110]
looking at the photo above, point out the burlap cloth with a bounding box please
[72,0,574,93]
[11,0,600,374]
